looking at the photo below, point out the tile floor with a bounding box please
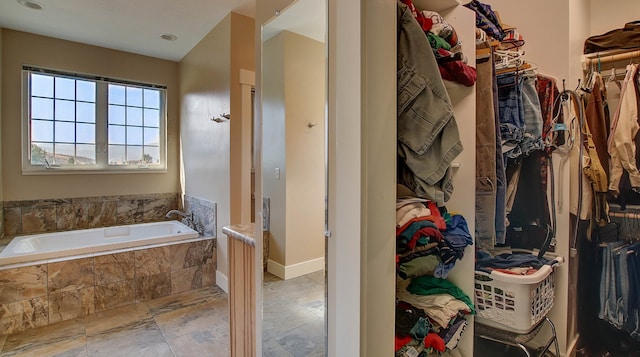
[0,270,326,357]
[262,271,326,357]
[0,286,229,357]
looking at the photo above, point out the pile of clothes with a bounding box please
[475,250,558,275]
[397,190,473,280]
[396,276,474,356]
[395,185,474,356]
[401,0,477,87]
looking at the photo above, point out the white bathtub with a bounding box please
[0,221,199,266]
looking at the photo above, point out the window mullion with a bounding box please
[96,82,108,168]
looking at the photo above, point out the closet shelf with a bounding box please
[413,0,461,12]
[582,48,640,70]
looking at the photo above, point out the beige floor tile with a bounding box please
[0,334,7,352]
[1,334,86,357]
[166,320,229,357]
[2,319,84,354]
[84,303,151,336]
[153,301,223,340]
[2,287,230,357]
[145,289,212,316]
[86,319,170,357]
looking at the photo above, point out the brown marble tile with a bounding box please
[184,196,217,237]
[153,300,222,339]
[74,201,117,229]
[48,257,94,293]
[94,280,134,313]
[21,205,56,234]
[96,201,117,227]
[170,241,205,271]
[94,252,135,285]
[202,263,216,288]
[145,288,211,315]
[55,202,78,231]
[171,266,203,295]
[70,196,103,204]
[86,319,172,357]
[134,246,170,276]
[166,320,229,357]
[1,318,85,356]
[0,265,47,304]
[0,206,4,240]
[0,296,48,335]
[48,287,95,324]
[84,303,151,337]
[3,207,21,237]
[3,201,24,209]
[142,196,178,222]
[203,239,215,264]
[0,333,7,352]
[116,199,143,224]
[134,272,171,303]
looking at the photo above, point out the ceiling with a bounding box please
[262,0,326,43]
[0,0,256,62]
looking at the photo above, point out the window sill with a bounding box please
[22,168,168,175]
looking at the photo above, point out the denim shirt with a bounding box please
[397,2,463,205]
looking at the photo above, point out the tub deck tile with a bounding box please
[2,208,20,237]
[169,242,205,271]
[115,200,144,224]
[21,205,56,234]
[0,296,48,335]
[0,265,47,304]
[135,247,170,276]
[94,252,135,285]
[170,266,202,295]
[94,280,134,313]
[134,272,172,303]
[55,203,77,231]
[48,258,95,293]
[49,287,95,324]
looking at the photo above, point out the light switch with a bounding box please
[275,168,280,179]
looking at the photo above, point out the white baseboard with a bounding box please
[267,257,324,280]
[216,270,228,293]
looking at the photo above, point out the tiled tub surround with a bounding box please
[183,195,217,237]
[0,237,216,336]
[0,221,199,265]
[3,192,181,238]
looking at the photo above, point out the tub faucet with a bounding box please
[165,209,190,220]
[165,210,202,234]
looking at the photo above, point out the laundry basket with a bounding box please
[474,264,557,334]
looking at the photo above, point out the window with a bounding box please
[22,66,167,173]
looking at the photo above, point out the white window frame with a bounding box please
[21,66,168,175]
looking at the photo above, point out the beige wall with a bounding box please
[283,31,325,266]
[590,0,638,36]
[0,28,3,204]
[1,30,180,201]
[179,12,255,287]
[262,33,286,264]
[230,13,256,225]
[179,15,231,284]
[262,31,325,268]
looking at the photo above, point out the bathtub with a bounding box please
[0,221,199,266]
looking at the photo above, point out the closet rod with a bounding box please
[583,49,640,68]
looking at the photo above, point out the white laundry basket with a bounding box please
[474,264,557,334]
